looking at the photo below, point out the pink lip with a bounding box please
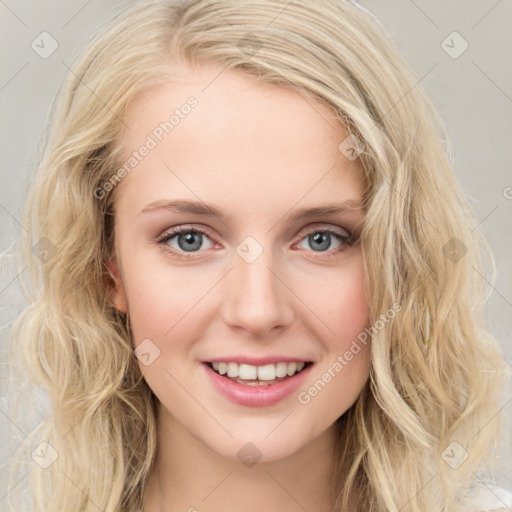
[202,362,313,407]
[204,355,312,366]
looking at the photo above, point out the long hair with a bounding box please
[6,0,509,510]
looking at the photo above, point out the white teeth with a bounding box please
[287,362,297,376]
[257,364,276,381]
[227,362,238,378]
[234,378,273,386]
[209,361,308,381]
[275,362,288,377]
[239,364,257,380]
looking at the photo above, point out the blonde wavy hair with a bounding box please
[6,0,510,511]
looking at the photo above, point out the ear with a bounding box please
[106,253,128,314]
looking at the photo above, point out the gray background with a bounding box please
[1,0,511,507]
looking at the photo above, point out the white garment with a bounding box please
[463,484,512,511]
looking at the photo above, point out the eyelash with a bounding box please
[156,224,355,260]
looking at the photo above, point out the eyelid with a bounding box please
[296,222,351,237]
[156,224,219,247]
[156,222,355,258]
[156,222,351,242]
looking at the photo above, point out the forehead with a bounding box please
[113,63,365,213]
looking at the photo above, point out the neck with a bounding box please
[142,402,342,512]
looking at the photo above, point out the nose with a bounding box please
[221,245,295,338]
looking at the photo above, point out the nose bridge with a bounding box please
[222,235,294,335]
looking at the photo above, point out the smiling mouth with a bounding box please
[204,361,313,386]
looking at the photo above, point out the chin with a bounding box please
[201,424,315,466]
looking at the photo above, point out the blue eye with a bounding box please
[297,229,353,254]
[157,227,214,253]
[156,225,354,259]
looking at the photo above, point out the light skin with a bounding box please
[108,62,370,512]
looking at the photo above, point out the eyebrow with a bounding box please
[139,199,365,221]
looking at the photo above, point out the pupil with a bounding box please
[311,232,330,251]
[178,232,202,251]
[176,232,332,252]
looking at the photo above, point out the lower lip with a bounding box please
[202,362,313,407]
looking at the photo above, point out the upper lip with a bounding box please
[203,356,313,366]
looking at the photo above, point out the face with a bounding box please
[109,63,371,463]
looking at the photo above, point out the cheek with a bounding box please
[333,269,369,344]
[299,266,370,421]
[309,256,369,346]
[300,256,370,401]
[320,260,371,410]
[120,245,212,343]
[123,260,214,391]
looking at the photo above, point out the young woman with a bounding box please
[6,1,511,511]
